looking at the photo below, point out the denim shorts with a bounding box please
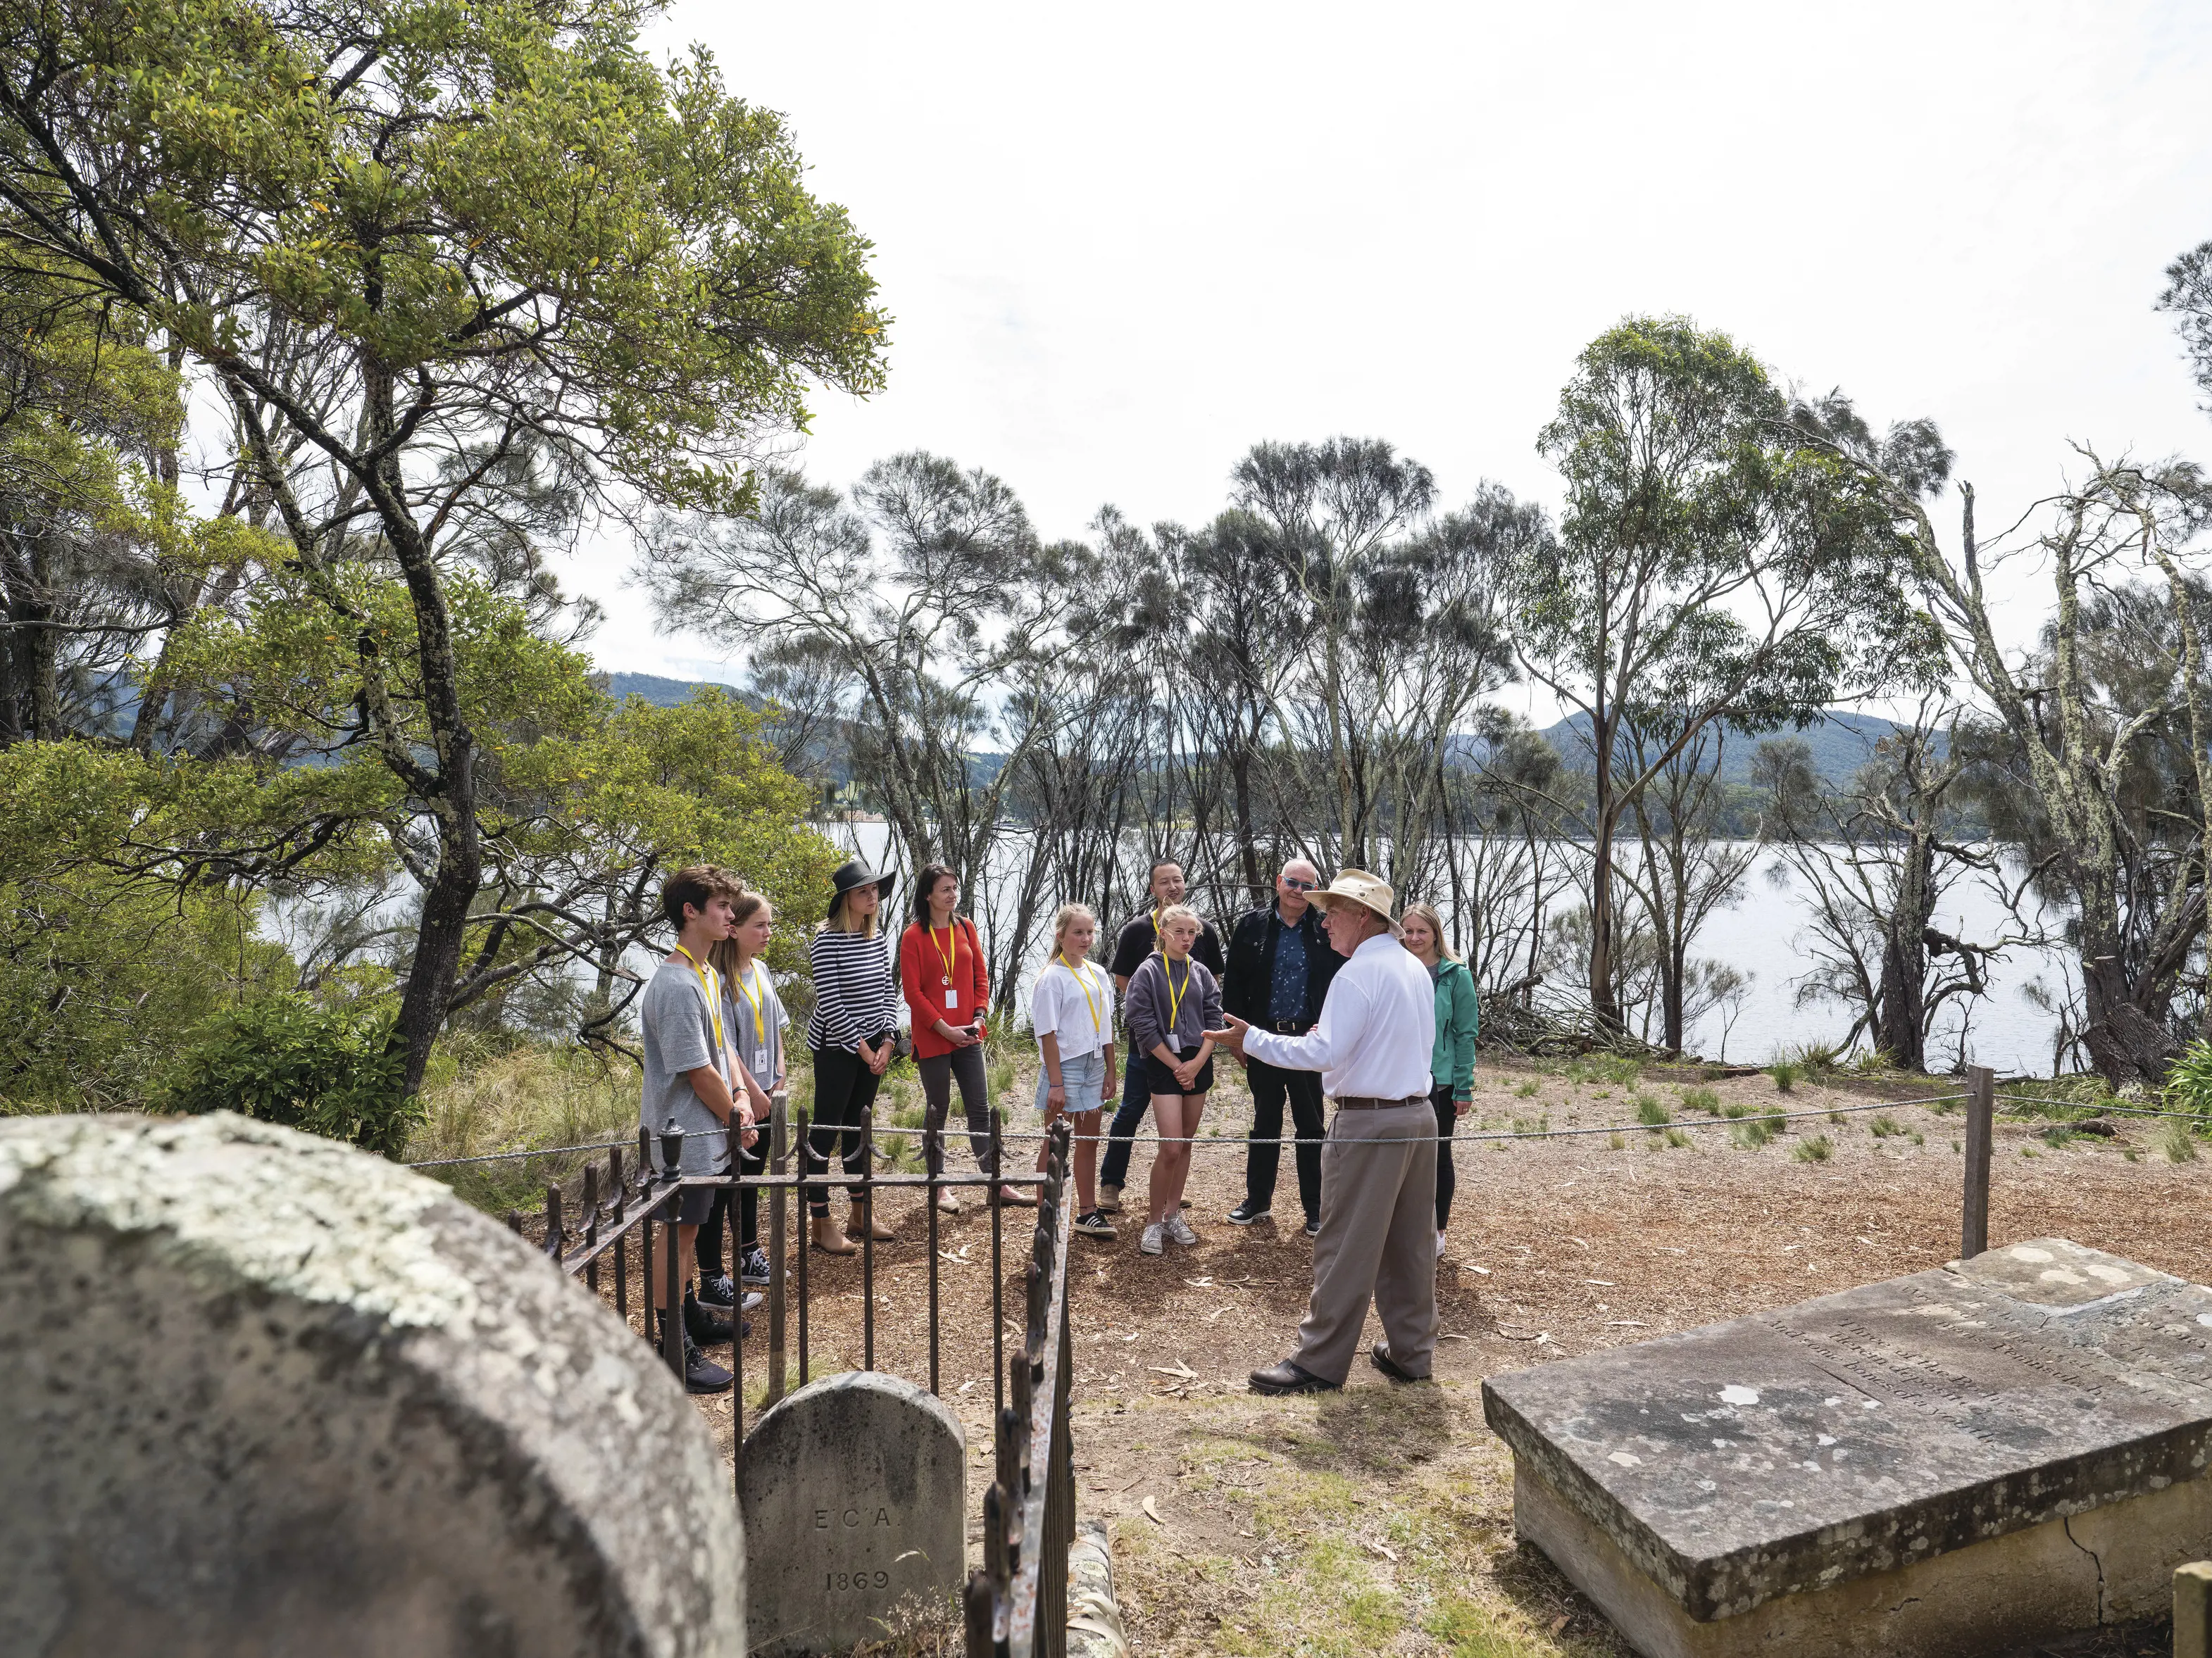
[1035,1048,1107,1117]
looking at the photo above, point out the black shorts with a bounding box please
[665,1181,723,1226]
[1144,1054,1216,1096]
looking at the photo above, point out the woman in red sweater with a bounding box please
[902,865,1032,1212]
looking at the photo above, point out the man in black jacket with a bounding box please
[1221,858,1341,1233]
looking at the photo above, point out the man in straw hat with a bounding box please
[1207,868,1439,1393]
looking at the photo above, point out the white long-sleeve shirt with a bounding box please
[1242,933,1436,1100]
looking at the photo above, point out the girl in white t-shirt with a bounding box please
[1030,903,1118,1241]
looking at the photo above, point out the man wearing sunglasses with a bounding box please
[1220,858,1342,1234]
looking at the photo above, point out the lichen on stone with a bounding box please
[0,1112,480,1330]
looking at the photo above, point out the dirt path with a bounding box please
[607,1055,2210,1656]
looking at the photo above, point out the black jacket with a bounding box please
[1220,903,1342,1030]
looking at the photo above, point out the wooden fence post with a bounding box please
[1961,1065,1995,1261]
[2176,1560,2212,1658]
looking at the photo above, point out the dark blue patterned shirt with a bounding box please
[1267,910,1308,1024]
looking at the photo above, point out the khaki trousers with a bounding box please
[1290,1100,1439,1385]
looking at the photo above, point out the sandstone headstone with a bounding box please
[740,1371,966,1656]
[0,1112,742,1658]
[1484,1238,2212,1658]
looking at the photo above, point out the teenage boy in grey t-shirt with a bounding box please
[640,864,757,1394]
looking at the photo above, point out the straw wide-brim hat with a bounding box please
[1308,868,1402,938]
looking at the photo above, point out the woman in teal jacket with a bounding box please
[1401,903,1477,1260]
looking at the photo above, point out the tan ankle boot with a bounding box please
[851,1200,896,1241]
[811,1212,856,1255]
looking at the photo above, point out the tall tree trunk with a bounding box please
[1872,837,1934,1072]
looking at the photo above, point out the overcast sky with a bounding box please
[577,0,2212,704]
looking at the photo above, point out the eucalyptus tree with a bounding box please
[0,0,888,1092]
[1230,437,1436,869]
[1794,372,2212,1083]
[643,455,1071,930]
[1751,710,1994,1073]
[1513,318,1944,1033]
[1616,713,1755,1054]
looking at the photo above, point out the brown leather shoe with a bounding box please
[810,1213,856,1255]
[850,1201,896,1241]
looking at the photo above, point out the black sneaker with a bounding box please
[1074,1210,1117,1241]
[697,1272,737,1309]
[656,1313,735,1394]
[1303,1216,1320,1238]
[683,1338,734,1394]
[1227,1199,1270,1226]
[685,1287,735,1348]
[739,1246,771,1287]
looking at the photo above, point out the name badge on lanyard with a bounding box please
[753,1045,770,1080]
[944,985,958,1010]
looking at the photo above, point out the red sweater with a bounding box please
[900,917,990,1058]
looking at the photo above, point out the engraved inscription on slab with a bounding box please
[741,1372,967,1657]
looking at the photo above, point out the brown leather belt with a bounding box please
[1333,1093,1429,1112]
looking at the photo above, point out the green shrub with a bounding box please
[1664,1126,1692,1149]
[1768,1060,1801,1093]
[2162,1119,2201,1163]
[1869,1114,1903,1139]
[1794,1134,1834,1162]
[1679,1086,1720,1114]
[2164,1039,2212,1122]
[1635,1094,1670,1126]
[1515,1080,1539,1099]
[166,994,415,1157]
[1730,1118,1775,1150]
[1723,1103,1751,1119]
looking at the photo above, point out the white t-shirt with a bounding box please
[1030,955,1113,1062]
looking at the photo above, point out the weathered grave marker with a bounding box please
[1484,1238,2212,1658]
[741,1371,966,1656]
[0,1112,742,1658]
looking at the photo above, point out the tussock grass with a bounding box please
[1794,1135,1834,1163]
[407,1041,646,1213]
[1767,1060,1801,1093]
[1677,1086,1720,1114]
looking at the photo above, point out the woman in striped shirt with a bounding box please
[806,860,901,1255]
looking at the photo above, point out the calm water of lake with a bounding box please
[830,826,2068,1074]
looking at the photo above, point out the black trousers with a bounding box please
[1432,1084,1458,1230]
[808,1046,883,1214]
[1098,1053,1152,1191]
[693,1136,765,1278]
[1244,1057,1327,1221]
[918,1043,996,1176]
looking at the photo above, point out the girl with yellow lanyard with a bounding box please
[1121,904,1223,1257]
[1028,903,1119,1239]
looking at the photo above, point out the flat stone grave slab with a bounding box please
[740,1371,966,1657]
[1482,1238,2212,1658]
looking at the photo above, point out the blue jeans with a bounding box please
[1097,1048,1153,1191]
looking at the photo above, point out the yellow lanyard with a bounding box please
[672,944,725,1058]
[733,960,767,1048]
[1058,953,1101,1036]
[1163,956,1189,1034]
[931,922,958,988]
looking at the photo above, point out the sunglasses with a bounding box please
[1282,878,1320,893]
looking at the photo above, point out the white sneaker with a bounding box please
[1166,1212,1197,1247]
[1140,1223,1166,1256]
[1435,1231,1447,1260]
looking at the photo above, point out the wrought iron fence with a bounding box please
[964,1117,1077,1658]
[511,1092,1051,1502]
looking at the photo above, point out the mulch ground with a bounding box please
[585,1055,2212,1657]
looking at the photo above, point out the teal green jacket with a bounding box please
[1431,957,1478,1098]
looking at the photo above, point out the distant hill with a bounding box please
[1533,710,1927,785]
[603,671,742,707]
[598,670,1911,789]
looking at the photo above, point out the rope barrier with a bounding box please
[401,1087,2210,1169]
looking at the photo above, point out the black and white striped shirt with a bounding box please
[806,928,899,1054]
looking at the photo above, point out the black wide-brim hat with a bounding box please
[827,859,896,921]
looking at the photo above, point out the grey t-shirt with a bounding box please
[724,959,789,1091]
[641,958,732,1176]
